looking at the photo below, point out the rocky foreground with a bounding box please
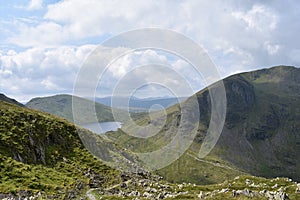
[1,172,300,199]
[89,173,300,199]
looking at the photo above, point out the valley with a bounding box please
[0,66,300,199]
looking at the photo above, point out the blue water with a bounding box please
[81,121,122,134]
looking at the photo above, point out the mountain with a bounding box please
[1,99,299,199]
[106,65,300,185]
[1,86,299,199]
[0,93,24,107]
[26,94,124,124]
[95,96,187,112]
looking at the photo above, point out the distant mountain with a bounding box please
[0,93,24,107]
[26,94,126,124]
[95,96,187,112]
[107,66,300,184]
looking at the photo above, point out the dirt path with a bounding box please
[86,179,132,200]
[187,152,244,173]
[105,179,132,191]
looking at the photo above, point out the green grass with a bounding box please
[0,100,120,197]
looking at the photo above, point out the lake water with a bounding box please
[81,121,122,134]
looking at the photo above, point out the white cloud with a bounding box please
[8,22,66,47]
[232,5,277,32]
[92,49,206,97]
[0,45,96,101]
[264,41,280,55]
[2,0,300,101]
[26,0,43,11]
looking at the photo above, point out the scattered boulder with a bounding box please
[296,183,300,193]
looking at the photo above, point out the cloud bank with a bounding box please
[0,0,299,101]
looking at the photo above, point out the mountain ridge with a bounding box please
[106,65,300,184]
[0,93,24,107]
[26,94,119,124]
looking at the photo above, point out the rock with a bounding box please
[128,191,140,197]
[67,190,77,199]
[260,189,267,195]
[246,179,251,185]
[233,189,255,197]
[178,184,183,190]
[232,190,237,197]
[273,192,289,200]
[272,184,278,188]
[296,183,300,193]
[143,192,154,198]
[149,188,157,193]
[157,192,164,199]
[219,188,229,193]
[198,191,204,199]
[264,191,289,200]
[120,172,130,182]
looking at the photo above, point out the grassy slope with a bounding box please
[106,66,300,185]
[0,100,121,197]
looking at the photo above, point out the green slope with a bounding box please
[106,65,300,185]
[0,100,123,198]
[26,94,121,124]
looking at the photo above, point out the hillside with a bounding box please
[106,65,300,185]
[0,99,121,198]
[0,93,24,107]
[0,99,157,199]
[26,94,122,124]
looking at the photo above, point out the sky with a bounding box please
[0,0,299,102]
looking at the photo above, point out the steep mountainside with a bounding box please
[26,94,121,124]
[106,66,300,185]
[0,93,24,107]
[212,66,300,180]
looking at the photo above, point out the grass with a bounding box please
[0,100,121,198]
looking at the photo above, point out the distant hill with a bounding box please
[0,93,24,107]
[107,66,300,184]
[95,96,187,112]
[26,94,125,124]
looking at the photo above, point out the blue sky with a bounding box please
[0,0,299,102]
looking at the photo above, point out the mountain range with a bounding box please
[94,96,187,112]
[0,65,300,199]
